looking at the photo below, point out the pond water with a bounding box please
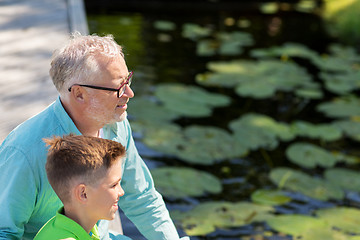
[86,1,360,239]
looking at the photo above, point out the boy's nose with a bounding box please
[118,186,125,197]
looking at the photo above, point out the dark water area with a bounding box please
[85,1,360,239]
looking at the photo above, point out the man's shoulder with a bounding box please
[1,101,61,150]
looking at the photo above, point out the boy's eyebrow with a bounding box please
[112,176,122,185]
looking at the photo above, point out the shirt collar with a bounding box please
[53,97,82,135]
[54,207,100,240]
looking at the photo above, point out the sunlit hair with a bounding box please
[43,134,126,204]
[49,32,124,95]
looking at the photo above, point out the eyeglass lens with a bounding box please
[118,73,133,98]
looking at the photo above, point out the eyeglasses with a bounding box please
[68,71,133,98]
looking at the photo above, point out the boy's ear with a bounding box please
[74,184,88,203]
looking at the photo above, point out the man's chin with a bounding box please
[114,111,127,123]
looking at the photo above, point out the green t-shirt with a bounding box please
[34,207,100,240]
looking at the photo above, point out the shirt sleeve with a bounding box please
[0,146,37,239]
[117,120,181,240]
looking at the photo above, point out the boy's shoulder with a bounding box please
[34,208,93,240]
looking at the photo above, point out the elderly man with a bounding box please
[0,33,185,240]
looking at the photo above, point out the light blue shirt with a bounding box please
[0,97,181,240]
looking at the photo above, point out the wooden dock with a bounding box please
[0,0,87,143]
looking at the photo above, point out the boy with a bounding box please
[34,134,132,240]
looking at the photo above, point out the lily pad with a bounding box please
[195,60,254,87]
[295,0,318,13]
[251,42,360,73]
[266,214,328,237]
[251,189,291,206]
[229,113,295,151]
[196,39,217,56]
[270,167,344,201]
[142,123,184,156]
[217,31,254,56]
[171,201,274,236]
[320,71,360,95]
[291,121,342,141]
[325,168,360,193]
[176,125,248,164]
[196,59,314,99]
[151,167,222,198]
[250,42,317,60]
[286,142,338,168]
[295,87,323,99]
[128,97,180,123]
[316,207,360,234]
[143,125,247,165]
[154,83,231,117]
[332,152,360,165]
[182,23,212,40]
[196,72,245,87]
[266,213,357,240]
[334,119,360,141]
[153,20,176,31]
[235,60,313,99]
[317,95,360,118]
[328,44,360,63]
[259,2,279,14]
[311,54,356,72]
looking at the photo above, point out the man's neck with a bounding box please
[60,97,103,137]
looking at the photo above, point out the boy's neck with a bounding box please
[63,205,97,234]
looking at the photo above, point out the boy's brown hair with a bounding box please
[43,134,126,203]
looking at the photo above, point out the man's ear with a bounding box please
[70,86,86,103]
[74,184,88,203]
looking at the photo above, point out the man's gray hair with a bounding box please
[50,32,124,95]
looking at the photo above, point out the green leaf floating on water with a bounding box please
[250,42,317,60]
[251,189,291,206]
[317,95,360,118]
[229,113,295,151]
[216,31,254,56]
[328,44,360,63]
[182,23,212,41]
[171,201,274,236]
[143,125,248,165]
[266,214,329,237]
[196,59,315,99]
[266,210,360,240]
[196,39,217,56]
[295,87,323,99]
[178,125,248,164]
[142,123,184,155]
[320,71,360,95]
[334,119,360,141]
[332,151,360,165]
[325,168,360,193]
[285,142,338,168]
[251,42,360,73]
[316,207,360,234]
[154,83,231,117]
[195,31,254,57]
[128,97,180,123]
[291,121,342,141]
[151,167,222,198]
[270,167,344,201]
[153,20,176,31]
